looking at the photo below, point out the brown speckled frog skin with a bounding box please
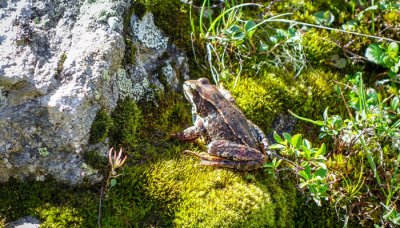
[174,77,269,170]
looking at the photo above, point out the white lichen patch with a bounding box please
[116,68,133,96]
[131,76,150,101]
[162,62,179,89]
[81,163,97,176]
[131,13,168,50]
[102,69,110,81]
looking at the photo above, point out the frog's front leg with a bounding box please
[184,140,266,170]
[173,117,205,141]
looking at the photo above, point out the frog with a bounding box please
[174,77,270,170]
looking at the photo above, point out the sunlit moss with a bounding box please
[144,154,296,227]
[0,178,99,227]
[227,67,343,132]
[302,29,338,62]
[35,205,84,228]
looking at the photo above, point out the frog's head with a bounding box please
[183,77,216,117]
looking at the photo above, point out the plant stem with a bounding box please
[254,19,400,44]
[98,186,104,228]
[371,0,375,33]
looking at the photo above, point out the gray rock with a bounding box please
[0,1,189,185]
[267,114,297,143]
[5,216,41,228]
[127,12,190,102]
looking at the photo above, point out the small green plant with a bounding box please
[268,132,328,206]
[365,42,400,79]
[33,17,40,24]
[38,147,49,157]
[192,2,307,82]
[190,1,400,85]
[98,147,127,227]
[286,72,400,226]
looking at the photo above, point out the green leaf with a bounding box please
[366,88,378,104]
[275,159,282,167]
[314,168,327,178]
[244,20,256,33]
[303,139,312,149]
[299,167,311,180]
[388,42,399,58]
[364,5,378,11]
[323,11,334,25]
[314,10,334,25]
[316,143,327,157]
[382,55,396,67]
[330,54,339,61]
[391,119,400,128]
[317,162,327,170]
[365,44,383,64]
[288,110,324,126]
[391,60,400,73]
[226,25,244,41]
[335,58,347,69]
[283,132,292,143]
[323,107,329,121]
[392,97,399,110]
[291,134,303,148]
[264,162,274,168]
[269,144,286,150]
[273,132,283,143]
[110,179,117,187]
[257,43,269,53]
[299,180,308,188]
[301,146,312,160]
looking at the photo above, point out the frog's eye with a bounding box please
[198,78,210,85]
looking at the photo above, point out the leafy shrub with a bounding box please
[272,72,400,226]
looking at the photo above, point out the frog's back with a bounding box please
[204,90,259,148]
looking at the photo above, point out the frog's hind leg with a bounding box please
[183,150,225,161]
[201,160,264,170]
[184,150,263,170]
[184,140,266,170]
[207,140,266,162]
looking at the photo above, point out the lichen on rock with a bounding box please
[131,12,168,50]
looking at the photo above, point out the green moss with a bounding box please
[110,98,142,149]
[302,29,339,62]
[89,109,113,144]
[143,153,296,227]
[83,150,108,170]
[0,178,99,227]
[35,205,84,227]
[294,196,338,227]
[54,52,67,80]
[228,74,285,131]
[227,68,344,133]
[124,37,137,66]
